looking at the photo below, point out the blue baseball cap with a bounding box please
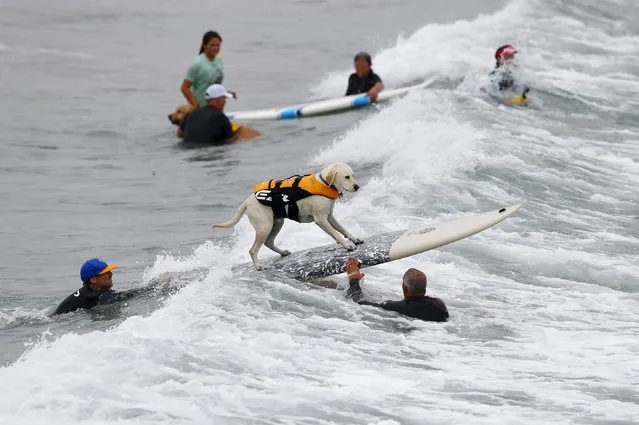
[80,258,117,282]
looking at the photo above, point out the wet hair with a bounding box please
[199,31,223,54]
[402,268,427,296]
[353,51,372,66]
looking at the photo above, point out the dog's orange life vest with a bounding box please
[253,174,340,222]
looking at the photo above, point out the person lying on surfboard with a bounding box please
[489,44,530,102]
[345,52,384,102]
[343,256,449,322]
[178,84,237,145]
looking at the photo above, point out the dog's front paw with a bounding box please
[344,241,357,251]
[350,237,364,245]
[254,262,267,271]
[280,250,291,257]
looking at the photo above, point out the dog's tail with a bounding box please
[212,199,248,229]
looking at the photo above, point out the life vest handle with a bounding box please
[272,174,311,189]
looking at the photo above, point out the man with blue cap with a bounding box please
[53,258,147,315]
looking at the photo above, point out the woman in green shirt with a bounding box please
[181,31,236,107]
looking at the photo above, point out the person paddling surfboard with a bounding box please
[345,51,384,102]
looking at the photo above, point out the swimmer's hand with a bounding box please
[345,256,365,280]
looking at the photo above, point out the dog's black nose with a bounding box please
[354,184,360,191]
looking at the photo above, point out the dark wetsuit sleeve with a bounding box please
[345,74,358,96]
[53,294,80,315]
[371,72,382,84]
[98,287,154,305]
[433,298,449,320]
[221,115,234,140]
[52,287,100,315]
[53,285,157,315]
[382,299,449,321]
[345,279,385,307]
[346,279,364,302]
[345,279,449,322]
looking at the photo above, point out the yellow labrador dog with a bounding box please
[212,162,363,270]
[167,104,261,141]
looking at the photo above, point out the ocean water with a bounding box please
[0,0,638,423]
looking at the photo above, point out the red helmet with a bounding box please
[495,44,517,62]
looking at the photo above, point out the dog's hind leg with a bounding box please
[248,228,269,270]
[246,206,275,270]
[264,218,291,257]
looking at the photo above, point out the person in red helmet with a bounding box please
[495,44,517,68]
[489,44,530,98]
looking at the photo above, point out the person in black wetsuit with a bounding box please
[53,258,154,315]
[345,51,384,102]
[178,84,235,145]
[343,256,449,322]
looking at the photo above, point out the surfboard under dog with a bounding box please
[252,204,521,281]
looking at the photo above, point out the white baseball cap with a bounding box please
[205,84,233,100]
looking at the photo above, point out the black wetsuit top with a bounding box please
[346,279,449,322]
[53,285,151,315]
[180,105,234,145]
[345,72,382,96]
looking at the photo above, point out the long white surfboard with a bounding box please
[226,82,429,121]
[254,204,521,281]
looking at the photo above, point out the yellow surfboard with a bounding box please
[505,95,528,106]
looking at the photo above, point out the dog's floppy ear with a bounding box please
[323,164,337,186]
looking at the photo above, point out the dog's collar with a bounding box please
[317,173,342,198]
[318,174,342,197]
[318,173,331,187]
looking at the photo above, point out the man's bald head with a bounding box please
[402,268,427,297]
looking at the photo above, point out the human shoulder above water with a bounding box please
[178,84,236,146]
[344,256,449,322]
[52,258,165,316]
[345,51,384,102]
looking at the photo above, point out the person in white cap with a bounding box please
[178,84,236,145]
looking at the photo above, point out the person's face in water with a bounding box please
[354,57,371,76]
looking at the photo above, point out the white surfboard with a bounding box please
[226,82,429,121]
[254,204,522,281]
